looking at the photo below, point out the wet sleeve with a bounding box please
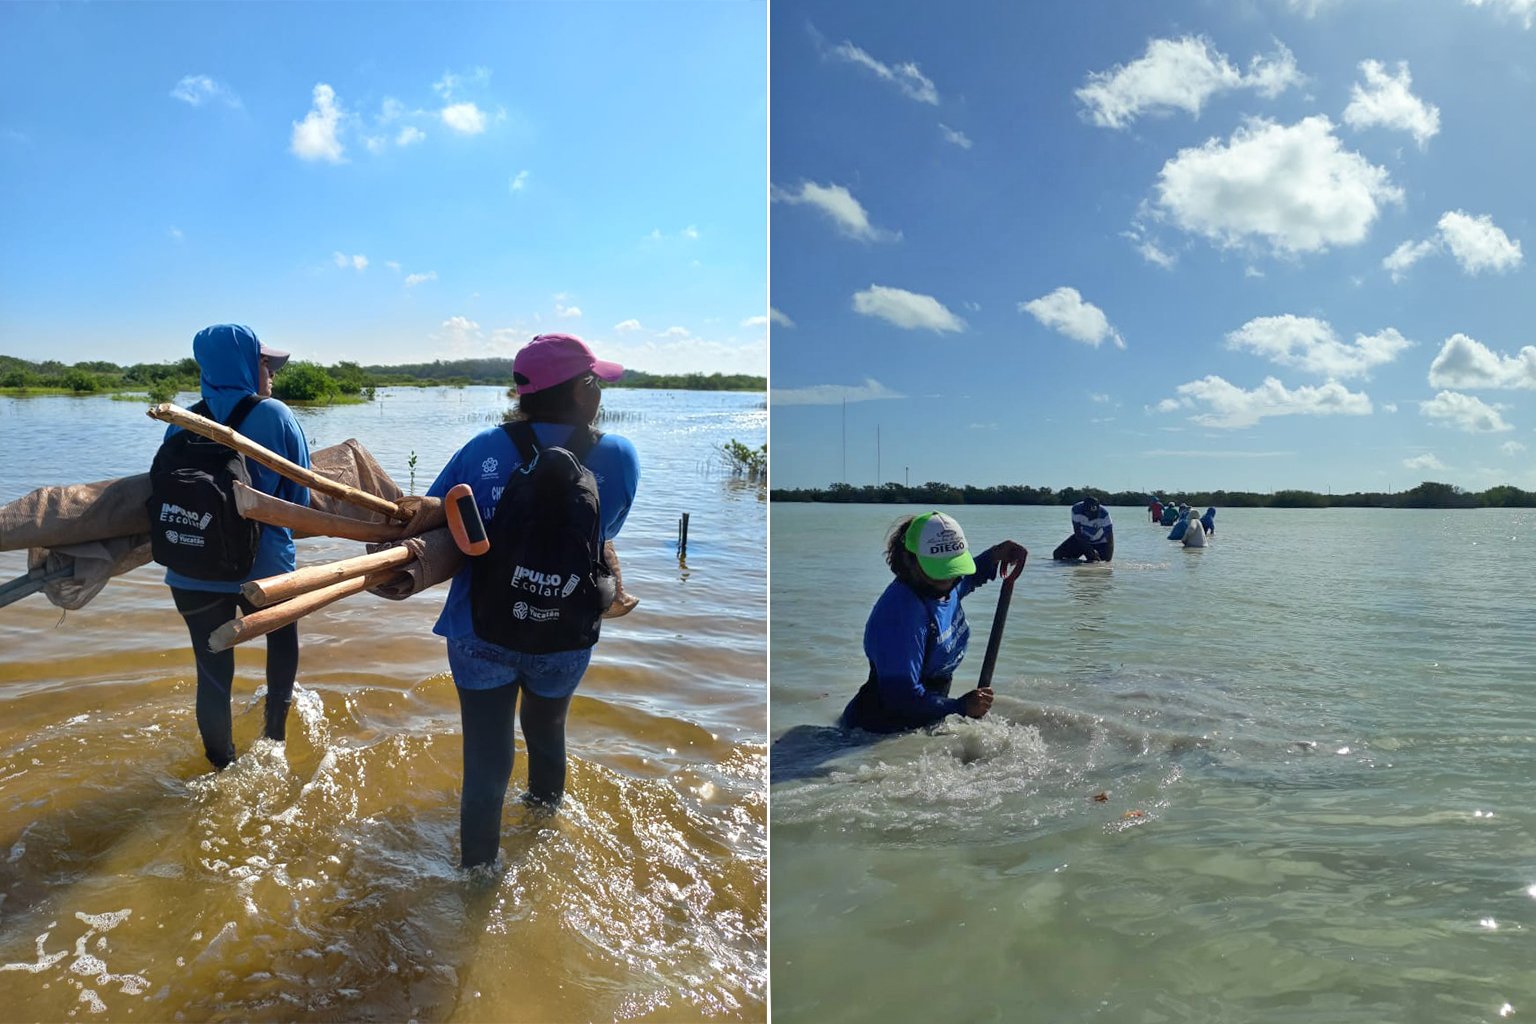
[864,595,964,722]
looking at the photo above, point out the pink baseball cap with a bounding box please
[512,333,624,394]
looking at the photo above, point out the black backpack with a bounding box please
[470,421,616,653]
[147,394,264,580]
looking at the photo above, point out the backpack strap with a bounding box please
[183,395,262,432]
[497,421,604,465]
[499,420,540,465]
[224,393,264,432]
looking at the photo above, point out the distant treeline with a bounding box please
[0,354,764,399]
[361,359,763,391]
[770,480,1536,509]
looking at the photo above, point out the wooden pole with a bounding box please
[241,544,416,607]
[208,573,379,652]
[147,403,413,523]
[233,482,415,542]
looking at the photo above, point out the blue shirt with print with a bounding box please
[426,422,640,641]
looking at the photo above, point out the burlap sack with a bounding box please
[0,438,409,610]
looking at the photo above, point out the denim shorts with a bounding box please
[445,635,593,699]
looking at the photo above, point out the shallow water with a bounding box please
[0,386,766,1021]
[771,503,1535,1023]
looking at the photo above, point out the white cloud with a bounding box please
[363,135,387,155]
[614,319,643,333]
[772,378,905,406]
[1427,333,1536,389]
[1438,210,1523,274]
[1383,238,1438,282]
[1285,0,1332,16]
[433,67,492,100]
[509,170,529,193]
[825,38,938,104]
[770,308,795,328]
[1021,287,1125,350]
[939,124,973,149]
[852,285,965,332]
[556,304,582,319]
[437,315,483,349]
[1225,315,1411,378]
[682,225,700,240]
[772,182,898,242]
[378,98,405,123]
[1465,0,1536,28]
[168,227,183,242]
[332,252,367,271]
[661,326,690,338]
[1343,60,1440,148]
[396,126,426,147]
[1420,390,1513,432]
[386,260,401,272]
[292,83,346,163]
[441,102,487,134]
[1503,440,1528,455]
[1077,36,1301,129]
[1155,116,1401,254]
[1384,211,1523,282]
[1168,375,1372,428]
[1403,452,1447,471]
[171,74,241,109]
[404,271,436,287]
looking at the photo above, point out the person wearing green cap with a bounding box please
[839,512,1027,734]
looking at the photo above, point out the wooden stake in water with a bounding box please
[678,512,690,559]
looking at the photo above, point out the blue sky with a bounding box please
[769,0,1536,494]
[0,2,766,375]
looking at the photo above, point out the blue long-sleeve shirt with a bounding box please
[163,325,310,592]
[1072,500,1113,546]
[843,549,998,729]
[426,421,640,641]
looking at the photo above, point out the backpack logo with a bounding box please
[146,395,263,581]
[470,423,616,654]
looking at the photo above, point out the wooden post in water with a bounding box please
[677,512,690,559]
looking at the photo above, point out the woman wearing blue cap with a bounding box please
[840,512,1027,734]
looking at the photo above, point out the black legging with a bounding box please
[171,587,298,769]
[1052,533,1114,562]
[455,683,573,868]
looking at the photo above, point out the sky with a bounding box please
[0,2,766,375]
[769,0,1536,495]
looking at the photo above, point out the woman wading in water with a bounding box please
[425,333,640,868]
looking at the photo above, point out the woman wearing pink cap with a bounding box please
[425,333,640,868]
[840,512,1026,734]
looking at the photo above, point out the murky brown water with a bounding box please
[0,387,766,1021]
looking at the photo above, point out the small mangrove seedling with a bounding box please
[407,450,419,495]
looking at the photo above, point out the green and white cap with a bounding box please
[904,511,976,579]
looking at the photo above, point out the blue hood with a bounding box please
[194,324,262,422]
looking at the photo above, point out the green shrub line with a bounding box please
[770,481,1536,510]
[1,354,764,401]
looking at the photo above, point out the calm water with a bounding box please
[0,386,766,1021]
[771,503,1535,1024]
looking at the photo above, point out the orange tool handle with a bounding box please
[445,483,490,557]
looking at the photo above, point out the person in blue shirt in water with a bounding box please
[165,324,310,770]
[1053,494,1114,562]
[840,512,1027,734]
[426,333,640,868]
[1200,506,1216,535]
